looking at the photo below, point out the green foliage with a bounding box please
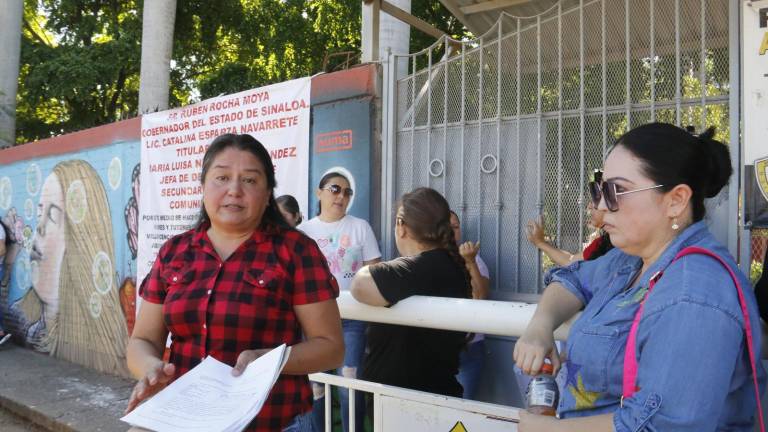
[752,259,764,285]
[16,0,141,142]
[175,0,364,99]
[15,0,458,143]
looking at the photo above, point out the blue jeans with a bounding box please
[283,411,316,432]
[456,339,485,400]
[312,319,367,432]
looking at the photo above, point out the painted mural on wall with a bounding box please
[0,137,140,377]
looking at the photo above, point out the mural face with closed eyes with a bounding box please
[30,172,66,323]
[13,160,129,374]
[0,121,140,377]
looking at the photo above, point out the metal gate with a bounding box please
[381,0,736,296]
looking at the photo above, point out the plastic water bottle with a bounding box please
[525,362,559,416]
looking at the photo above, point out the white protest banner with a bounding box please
[137,77,311,284]
[744,1,768,225]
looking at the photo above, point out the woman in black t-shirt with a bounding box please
[350,187,471,397]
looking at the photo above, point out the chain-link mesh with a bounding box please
[752,229,768,284]
[388,0,731,294]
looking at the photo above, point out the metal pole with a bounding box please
[728,0,746,262]
[650,0,656,122]
[460,40,467,222]
[495,20,503,291]
[625,0,632,128]
[381,49,398,259]
[324,383,332,431]
[602,0,607,157]
[536,14,543,293]
[373,393,382,432]
[516,17,523,291]
[427,48,433,188]
[410,53,417,191]
[579,0,586,243]
[675,0,681,126]
[700,0,707,130]
[477,30,485,244]
[557,2,563,248]
[349,389,356,432]
[443,37,449,195]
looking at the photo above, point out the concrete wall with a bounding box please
[0,118,141,376]
[0,64,381,377]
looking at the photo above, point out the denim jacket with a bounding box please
[546,221,766,431]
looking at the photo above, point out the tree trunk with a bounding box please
[138,0,177,114]
[0,0,24,148]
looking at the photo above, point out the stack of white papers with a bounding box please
[121,344,290,432]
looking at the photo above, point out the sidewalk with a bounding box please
[0,343,133,432]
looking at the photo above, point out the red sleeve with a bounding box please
[581,236,603,261]
[289,234,339,305]
[138,246,169,304]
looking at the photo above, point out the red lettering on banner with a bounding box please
[149,160,193,173]
[176,145,209,157]
[208,98,241,111]
[260,99,308,116]
[269,147,297,161]
[242,91,270,105]
[169,199,201,210]
[161,185,203,197]
[162,134,197,146]
[197,127,239,141]
[160,175,177,184]
[239,116,299,134]
[142,122,191,138]
[180,105,208,118]
[209,111,244,125]
[316,130,353,153]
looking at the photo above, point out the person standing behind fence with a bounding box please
[277,195,303,228]
[351,187,470,398]
[514,123,765,431]
[449,210,489,400]
[126,134,344,431]
[526,171,613,267]
[298,172,381,432]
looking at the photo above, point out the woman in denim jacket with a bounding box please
[515,122,766,431]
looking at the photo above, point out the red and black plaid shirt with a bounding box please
[139,221,338,431]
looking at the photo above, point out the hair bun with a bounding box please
[698,127,732,198]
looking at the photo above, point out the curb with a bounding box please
[0,344,133,432]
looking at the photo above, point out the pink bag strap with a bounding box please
[621,246,764,432]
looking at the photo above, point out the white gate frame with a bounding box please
[381,0,748,280]
[309,293,575,432]
[308,372,521,432]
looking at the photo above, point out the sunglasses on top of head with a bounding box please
[588,180,664,212]
[323,184,354,198]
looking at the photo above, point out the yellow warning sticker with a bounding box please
[449,421,468,432]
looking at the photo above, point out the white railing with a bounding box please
[308,292,575,432]
[308,373,521,432]
[335,291,574,340]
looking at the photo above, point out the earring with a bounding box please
[672,218,679,231]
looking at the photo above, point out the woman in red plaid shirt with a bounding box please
[125,134,344,431]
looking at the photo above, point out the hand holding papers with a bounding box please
[121,344,290,432]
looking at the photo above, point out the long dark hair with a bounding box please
[0,220,10,248]
[276,194,302,225]
[316,171,349,216]
[197,133,289,229]
[612,123,731,222]
[399,188,471,298]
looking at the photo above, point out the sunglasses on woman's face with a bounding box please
[323,184,354,198]
[588,180,664,212]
